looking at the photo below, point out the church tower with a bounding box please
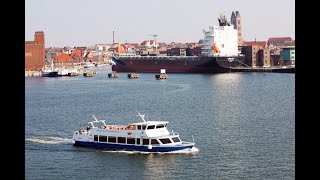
[231,11,244,45]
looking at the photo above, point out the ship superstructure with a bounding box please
[201,14,239,57]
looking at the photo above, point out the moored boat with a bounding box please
[41,60,58,77]
[41,69,59,77]
[72,113,195,152]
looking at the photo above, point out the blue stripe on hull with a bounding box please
[74,141,193,152]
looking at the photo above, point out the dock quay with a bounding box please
[155,73,168,80]
[108,73,120,78]
[226,66,295,73]
[68,72,79,76]
[128,73,139,79]
[25,71,41,77]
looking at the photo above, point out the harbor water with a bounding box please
[25,66,295,179]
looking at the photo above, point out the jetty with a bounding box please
[25,71,41,77]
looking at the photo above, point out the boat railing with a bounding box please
[181,141,195,145]
[169,132,179,136]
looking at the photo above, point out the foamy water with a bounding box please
[25,136,73,144]
[25,136,199,154]
[99,147,199,154]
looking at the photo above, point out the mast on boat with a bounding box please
[137,112,147,122]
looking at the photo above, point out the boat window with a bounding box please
[94,135,98,141]
[137,125,141,130]
[143,139,149,145]
[136,138,140,145]
[142,125,147,130]
[127,138,135,144]
[159,138,171,144]
[156,124,164,129]
[99,135,107,142]
[147,125,155,130]
[172,137,181,143]
[118,137,126,144]
[108,136,116,143]
[126,125,136,130]
[151,139,159,145]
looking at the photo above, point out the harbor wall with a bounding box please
[25,71,41,77]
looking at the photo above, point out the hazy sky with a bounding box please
[25,0,295,47]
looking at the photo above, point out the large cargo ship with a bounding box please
[111,15,294,73]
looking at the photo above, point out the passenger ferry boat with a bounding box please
[72,113,195,152]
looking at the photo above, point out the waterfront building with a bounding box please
[25,31,45,71]
[241,45,260,67]
[85,51,98,62]
[258,48,271,67]
[241,40,271,67]
[241,45,270,67]
[140,40,158,49]
[243,41,267,49]
[280,46,295,65]
[94,44,111,52]
[54,53,74,68]
[267,37,293,47]
[71,49,85,63]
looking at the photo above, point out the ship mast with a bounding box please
[149,34,158,52]
[137,112,147,122]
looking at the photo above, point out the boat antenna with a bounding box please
[93,115,98,121]
[137,112,147,122]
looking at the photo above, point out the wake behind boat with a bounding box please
[72,113,195,152]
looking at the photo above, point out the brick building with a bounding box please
[242,45,260,67]
[25,31,45,70]
[54,53,74,68]
[241,45,270,67]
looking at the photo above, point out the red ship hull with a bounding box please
[111,56,295,73]
[111,56,240,73]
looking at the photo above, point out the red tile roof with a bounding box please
[54,53,73,62]
[267,37,292,43]
[141,40,157,45]
[243,41,267,48]
[70,49,83,57]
